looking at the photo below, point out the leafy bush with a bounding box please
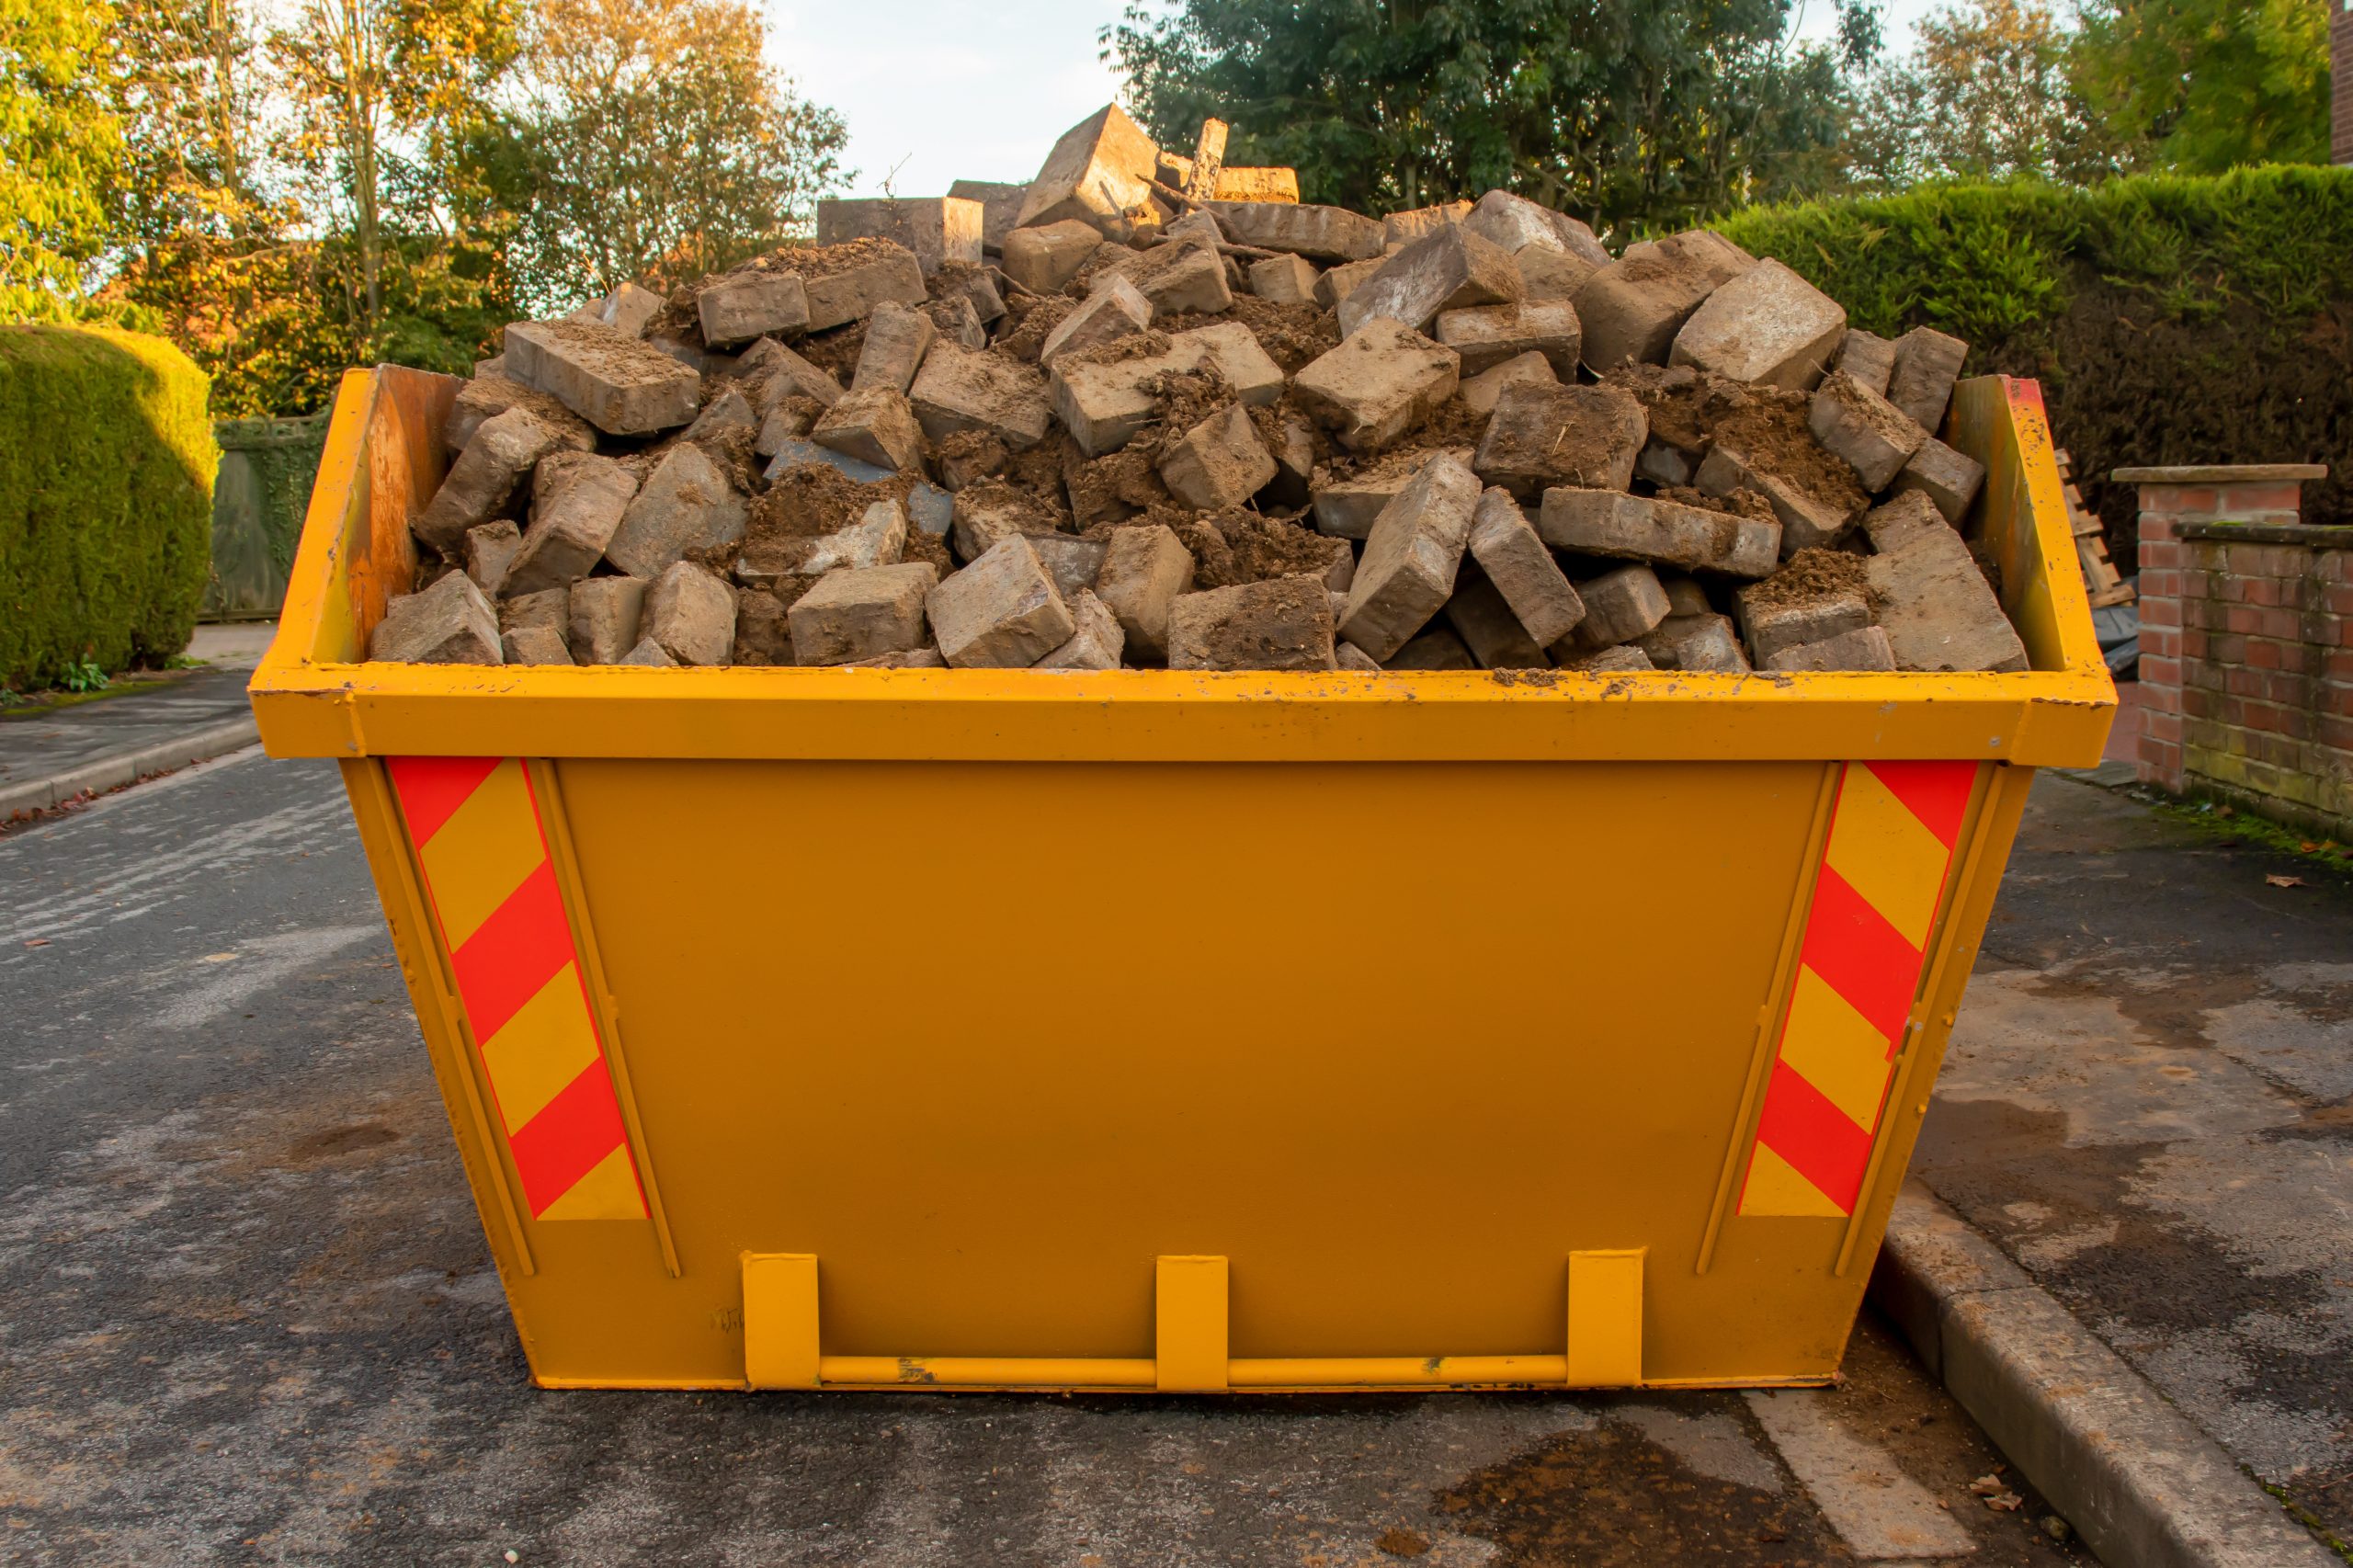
[0,326,218,689]
[1720,167,2353,541]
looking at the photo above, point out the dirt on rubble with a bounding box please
[996,295,1075,363]
[1058,328,1175,371]
[1607,362,1746,453]
[1190,509,1345,588]
[1662,484,1777,524]
[1716,392,1866,500]
[1065,239,1155,297]
[750,461,907,543]
[519,318,689,379]
[764,236,911,282]
[1064,445,1170,525]
[935,427,1008,488]
[1137,366,1237,458]
[900,524,953,576]
[793,320,868,381]
[1002,435,1079,519]
[1161,295,1339,374]
[1744,547,1880,610]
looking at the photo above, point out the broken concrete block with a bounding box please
[1015,104,1167,240]
[949,178,1029,251]
[1039,275,1151,369]
[1383,626,1477,669]
[1833,330,1897,397]
[1696,444,1859,555]
[1734,584,1870,661]
[1293,318,1461,453]
[1183,322,1285,403]
[1468,488,1586,647]
[1887,326,1969,433]
[816,197,985,276]
[505,320,702,437]
[643,561,737,665]
[801,243,929,332]
[927,291,988,351]
[1461,189,1611,266]
[605,442,749,578]
[909,341,1052,450]
[1540,489,1779,578]
[1034,587,1126,670]
[1558,644,1653,674]
[699,271,811,347]
[1167,577,1337,671]
[1095,522,1195,657]
[1158,403,1278,510]
[1336,451,1480,660]
[1635,611,1750,673]
[1765,624,1896,672]
[565,279,665,338]
[1382,199,1472,247]
[1573,231,1756,373]
[1164,207,1226,247]
[812,387,927,474]
[732,587,792,665]
[949,484,1058,565]
[1205,201,1385,261]
[1459,352,1558,419]
[1662,575,1713,618]
[466,520,522,597]
[1249,253,1321,305]
[1637,439,1694,489]
[619,637,676,666]
[788,562,939,666]
[799,499,910,576]
[1894,435,1987,524]
[1121,241,1232,316]
[501,585,568,639]
[1336,641,1381,673]
[500,622,573,665]
[1515,245,1602,306]
[1265,410,1317,507]
[568,575,650,665]
[369,571,503,664]
[445,372,598,456]
[683,389,757,446]
[1860,489,1950,557]
[1669,258,1846,392]
[851,301,939,395]
[764,439,892,490]
[1336,224,1522,338]
[907,482,953,539]
[1866,505,2029,672]
[1809,370,1928,492]
[1050,324,1281,456]
[1314,256,1383,311]
[1570,563,1672,648]
[1434,301,1582,376]
[1001,220,1108,295]
[927,535,1074,667]
[415,407,563,557]
[1445,567,1551,668]
[1026,533,1108,602]
[1472,381,1646,497]
[738,335,845,409]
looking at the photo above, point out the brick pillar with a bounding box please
[2338,0,2353,165]
[2115,465,2327,793]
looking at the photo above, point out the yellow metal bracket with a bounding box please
[1566,1248,1645,1387]
[1155,1256,1230,1392]
[742,1253,821,1390]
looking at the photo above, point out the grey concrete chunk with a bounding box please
[1810,370,1928,492]
[764,437,892,487]
[1860,488,1950,556]
[1764,623,1895,671]
[1248,253,1321,306]
[604,442,749,578]
[1314,256,1383,311]
[1162,207,1225,247]
[1336,451,1480,659]
[1460,351,1558,418]
[1015,104,1166,240]
[682,389,756,446]
[926,291,988,351]
[909,342,1052,450]
[415,407,563,557]
[905,482,952,540]
[369,571,502,665]
[1293,318,1461,453]
[1468,488,1585,648]
[698,271,811,347]
[949,483,1059,563]
[1094,523,1195,657]
[1697,444,1861,555]
[1157,403,1277,510]
[1833,329,1897,397]
[1167,577,1337,671]
[1034,587,1126,670]
[620,636,677,666]
[1025,533,1108,603]
[798,499,909,576]
[1462,189,1610,266]
[1472,381,1646,497]
[1120,241,1231,316]
[465,520,522,597]
[926,535,1074,667]
[1571,563,1672,648]
[568,575,650,665]
[812,387,927,475]
[1181,322,1285,403]
[732,586,792,665]
[1001,220,1107,295]
[755,404,812,459]
[738,335,845,409]
[1381,199,1472,248]
[1444,567,1551,669]
[816,197,984,276]
[1866,500,2029,672]
[1516,244,1601,306]
[788,562,938,666]
[1635,611,1750,673]
[1336,641,1381,673]
[504,319,702,436]
[1312,445,1475,540]
[801,243,928,333]
[1573,230,1756,373]
[851,301,939,395]
[1887,325,1970,433]
[1336,224,1522,338]
[1204,201,1384,261]
[564,279,665,338]
[500,585,567,639]
[1050,324,1280,456]
[444,372,597,455]
[949,178,1029,251]
[1669,257,1846,391]
[1039,275,1151,369]
[500,622,573,665]
[1539,489,1779,578]
[1435,300,1581,376]
[1735,583,1871,660]
[644,561,737,665]
[1382,626,1477,670]
[1896,433,1988,523]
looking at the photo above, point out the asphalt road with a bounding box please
[0,750,2086,1566]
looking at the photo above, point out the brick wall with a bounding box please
[2133,467,2351,838]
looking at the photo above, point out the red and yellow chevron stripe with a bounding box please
[389,756,648,1222]
[1739,760,1978,1219]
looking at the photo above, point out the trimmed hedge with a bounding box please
[0,326,218,689]
[1720,167,2353,550]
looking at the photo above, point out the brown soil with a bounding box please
[996,295,1074,363]
[1065,239,1154,297]
[935,428,1008,488]
[1135,367,1237,459]
[1157,508,1345,589]
[1002,435,1079,519]
[1064,446,1170,525]
[1161,295,1339,373]
[1607,363,1751,453]
[793,320,868,382]
[1058,328,1173,372]
[749,461,907,545]
[524,318,691,381]
[1745,547,1875,609]
[900,524,953,576]
[1713,389,1870,512]
[757,235,910,283]
[1662,484,1778,524]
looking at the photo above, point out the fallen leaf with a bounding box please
[1986,1492,2024,1512]
[24,937,51,949]
[2267,875,2306,889]
[1968,1473,2005,1495]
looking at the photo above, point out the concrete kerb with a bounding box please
[0,713,262,824]
[1868,1180,2338,1568]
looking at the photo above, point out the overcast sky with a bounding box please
[765,0,1950,200]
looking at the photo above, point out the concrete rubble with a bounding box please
[374,105,2032,677]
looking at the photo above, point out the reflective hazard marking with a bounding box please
[390,756,648,1222]
[1739,761,1976,1219]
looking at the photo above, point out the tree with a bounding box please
[2072,0,2331,172]
[1846,0,2124,189]
[509,0,848,311]
[0,0,121,317]
[1103,0,1881,241]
